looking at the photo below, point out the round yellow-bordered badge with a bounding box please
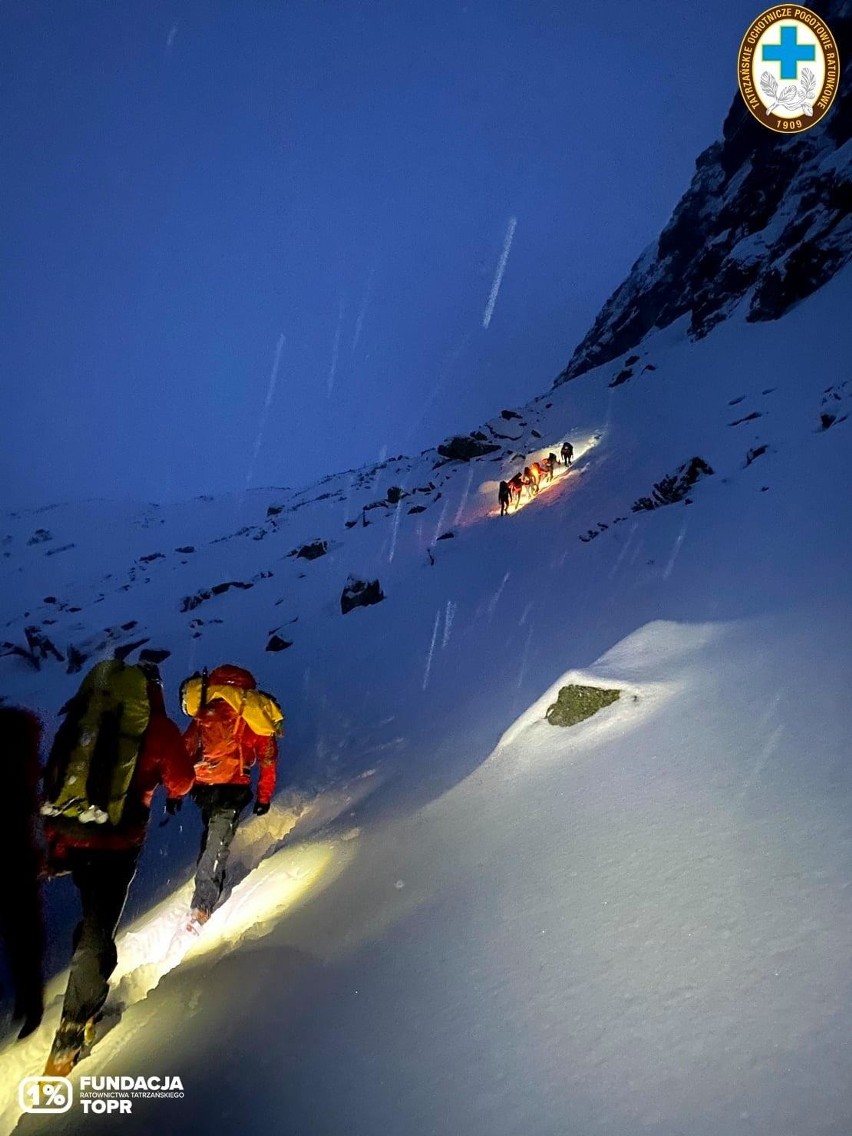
[738,6,840,133]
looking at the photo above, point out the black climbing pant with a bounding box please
[191,784,253,916]
[61,847,140,1028]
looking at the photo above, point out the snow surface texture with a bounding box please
[1,259,850,1134]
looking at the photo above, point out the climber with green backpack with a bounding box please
[41,655,194,1076]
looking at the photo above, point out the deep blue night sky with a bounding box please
[2,1,752,507]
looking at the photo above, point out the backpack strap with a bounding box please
[234,701,249,778]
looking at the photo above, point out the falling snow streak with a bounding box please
[164,24,178,54]
[663,520,688,580]
[244,333,285,491]
[453,466,474,526]
[516,622,535,689]
[327,297,345,395]
[351,265,375,355]
[431,499,450,546]
[487,571,511,619]
[608,522,640,579]
[388,491,404,562]
[739,722,785,800]
[482,216,517,329]
[422,609,441,690]
[442,600,456,648]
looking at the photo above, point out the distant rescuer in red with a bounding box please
[180,664,283,930]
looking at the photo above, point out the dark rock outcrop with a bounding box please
[289,539,328,561]
[340,576,385,615]
[180,580,254,612]
[632,457,714,512]
[437,435,501,462]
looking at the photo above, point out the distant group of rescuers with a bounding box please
[1,657,283,1077]
[498,441,574,516]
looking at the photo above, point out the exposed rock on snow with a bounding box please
[289,539,328,561]
[631,457,714,512]
[340,576,384,615]
[180,580,255,612]
[545,684,621,727]
[437,434,501,461]
[745,444,769,466]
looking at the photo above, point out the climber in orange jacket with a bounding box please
[181,664,281,927]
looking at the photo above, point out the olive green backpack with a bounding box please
[41,659,151,826]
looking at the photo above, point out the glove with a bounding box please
[253,800,270,817]
[165,797,183,816]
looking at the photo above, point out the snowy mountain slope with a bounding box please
[2,246,851,1134]
[555,0,851,386]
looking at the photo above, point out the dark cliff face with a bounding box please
[556,3,851,387]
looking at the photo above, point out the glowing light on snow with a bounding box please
[482,216,517,329]
[0,793,356,1136]
[474,434,603,521]
[181,841,342,960]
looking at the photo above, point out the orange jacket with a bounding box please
[184,698,278,805]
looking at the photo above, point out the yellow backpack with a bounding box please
[180,674,285,736]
